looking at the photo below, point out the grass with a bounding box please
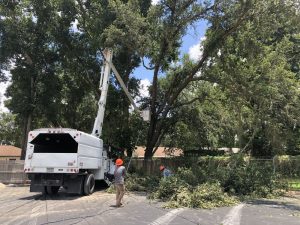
[286,178,300,191]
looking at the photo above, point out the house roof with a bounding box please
[0,145,22,157]
[133,146,183,158]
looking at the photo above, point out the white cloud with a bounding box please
[0,82,9,113]
[195,71,202,78]
[189,43,202,61]
[151,0,160,5]
[0,70,12,113]
[139,79,150,98]
[170,60,181,68]
[131,78,150,108]
[130,78,151,115]
[70,19,82,33]
[188,37,206,62]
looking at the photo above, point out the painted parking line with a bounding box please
[27,204,44,225]
[148,208,186,225]
[221,203,245,225]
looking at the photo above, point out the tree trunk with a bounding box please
[144,146,154,159]
[144,47,165,160]
[20,113,32,160]
[21,75,35,160]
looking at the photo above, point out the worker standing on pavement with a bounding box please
[159,165,172,178]
[114,158,126,207]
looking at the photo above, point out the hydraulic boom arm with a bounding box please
[92,49,113,137]
[92,49,147,137]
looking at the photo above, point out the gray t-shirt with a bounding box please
[114,166,126,184]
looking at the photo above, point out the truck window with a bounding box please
[30,133,78,153]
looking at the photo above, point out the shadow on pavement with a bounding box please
[18,180,110,201]
[247,199,300,211]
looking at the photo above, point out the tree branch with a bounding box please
[241,127,259,153]
[172,95,206,108]
[142,58,155,70]
[169,11,250,108]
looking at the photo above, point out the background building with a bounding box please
[0,145,22,161]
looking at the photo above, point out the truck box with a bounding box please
[24,128,112,195]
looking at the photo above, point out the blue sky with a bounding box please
[132,20,208,81]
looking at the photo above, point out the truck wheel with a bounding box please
[46,186,60,195]
[83,174,95,195]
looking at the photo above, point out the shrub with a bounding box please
[110,154,288,208]
[164,182,238,209]
[189,183,238,208]
[105,173,160,193]
[274,155,300,178]
[150,176,188,200]
[176,167,200,186]
[125,173,160,192]
[106,185,115,193]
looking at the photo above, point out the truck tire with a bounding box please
[83,174,95,195]
[46,186,60,195]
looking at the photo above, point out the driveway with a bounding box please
[0,185,299,225]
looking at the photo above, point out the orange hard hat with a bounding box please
[159,165,165,171]
[116,159,123,166]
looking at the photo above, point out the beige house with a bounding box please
[0,145,22,161]
[132,146,183,158]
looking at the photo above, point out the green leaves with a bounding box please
[103,0,148,53]
[205,0,300,155]
[0,0,144,153]
[0,0,299,158]
[0,112,20,146]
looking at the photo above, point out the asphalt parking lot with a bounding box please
[0,185,299,225]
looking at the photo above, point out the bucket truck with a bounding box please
[23,49,144,195]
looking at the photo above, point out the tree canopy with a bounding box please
[0,0,300,158]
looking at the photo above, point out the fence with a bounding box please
[129,156,300,177]
[273,155,300,178]
[0,156,299,184]
[128,157,193,175]
[0,160,28,184]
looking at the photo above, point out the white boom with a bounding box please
[92,49,113,137]
[92,49,147,138]
[110,63,140,113]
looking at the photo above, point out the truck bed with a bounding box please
[24,128,104,174]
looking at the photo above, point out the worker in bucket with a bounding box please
[159,165,172,178]
[114,158,126,207]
